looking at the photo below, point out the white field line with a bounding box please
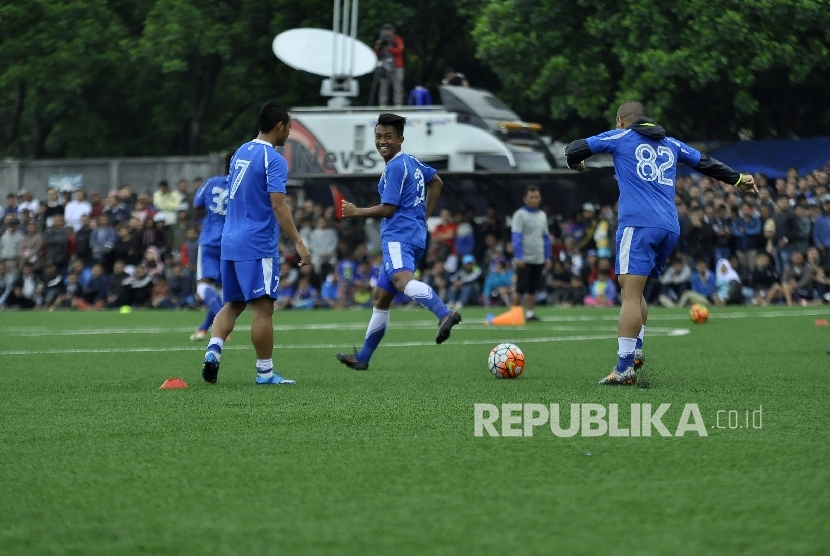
[540,308,829,322]
[0,323,687,337]
[0,306,823,337]
[0,329,690,356]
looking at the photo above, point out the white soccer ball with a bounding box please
[488,343,525,379]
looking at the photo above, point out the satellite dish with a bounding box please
[272,28,376,78]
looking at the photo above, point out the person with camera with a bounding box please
[374,23,405,106]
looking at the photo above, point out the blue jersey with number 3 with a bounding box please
[587,129,701,234]
[222,139,287,261]
[193,175,228,248]
[378,152,436,248]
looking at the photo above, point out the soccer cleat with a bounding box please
[335,349,369,370]
[436,311,462,344]
[599,366,637,386]
[202,351,220,384]
[255,373,296,385]
[190,330,207,342]
[633,348,645,369]
[526,314,541,322]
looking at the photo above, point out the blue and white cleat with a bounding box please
[255,373,296,385]
[202,351,220,383]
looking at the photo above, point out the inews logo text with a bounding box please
[474,404,763,437]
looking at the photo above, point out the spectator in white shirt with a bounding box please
[0,216,23,276]
[64,190,92,232]
[308,216,339,273]
[17,190,40,215]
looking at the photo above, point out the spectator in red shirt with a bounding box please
[429,209,458,265]
[89,190,105,219]
[374,23,405,106]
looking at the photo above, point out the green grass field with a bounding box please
[2,305,829,555]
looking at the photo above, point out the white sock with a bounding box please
[403,280,430,298]
[617,337,637,357]
[196,282,210,300]
[638,325,646,342]
[256,358,273,376]
[365,308,390,339]
[207,338,224,360]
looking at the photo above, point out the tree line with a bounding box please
[1,0,828,159]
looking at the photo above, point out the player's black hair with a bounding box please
[617,100,645,122]
[376,113,406,137]
[524,185,541,196]
[259,100,290,133]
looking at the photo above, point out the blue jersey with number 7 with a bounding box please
[193,175,228,248]
[378,151,436,248]
[222,139,287,261]
[587,127,701,234]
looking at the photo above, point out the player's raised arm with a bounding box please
[691,153,757,194]
[424,173,443,219]
[564,138,593,172]
[271,192,310,266]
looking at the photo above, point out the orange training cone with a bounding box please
[160,378,188,389]
[486,306,526,326]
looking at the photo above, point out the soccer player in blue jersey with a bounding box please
[189,175,228,342]
[335,113,462,370]
[201,100,311,385]
[565,101,756,385]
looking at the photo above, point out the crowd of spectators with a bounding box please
[2,161,830,312]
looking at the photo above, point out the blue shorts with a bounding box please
[616,227,679,279]
[376,241,424,295]
[196,245,222,282]
[221,258,281,302]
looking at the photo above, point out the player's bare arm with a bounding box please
[340,201,397,219]
[271,192,311,266]
[424,174,443,219]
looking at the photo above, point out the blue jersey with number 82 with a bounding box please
[193,175,229,248]
[378,152,436,248]
[587,129,701,234]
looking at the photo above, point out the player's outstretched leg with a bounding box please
[249,296,295,385]
[600,275,647,385]
[193,282,223,341]
[337,288,395,370]
[398,277,461,344]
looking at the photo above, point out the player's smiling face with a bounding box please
[375,124,404,161]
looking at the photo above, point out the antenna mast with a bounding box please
[321,0,361,107]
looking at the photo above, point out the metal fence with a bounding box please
[0,156,228,199]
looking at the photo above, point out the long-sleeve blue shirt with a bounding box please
[812,214,830,248]
[691,271,716,297]
[483,269,514,296]
[732,215,761,251]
